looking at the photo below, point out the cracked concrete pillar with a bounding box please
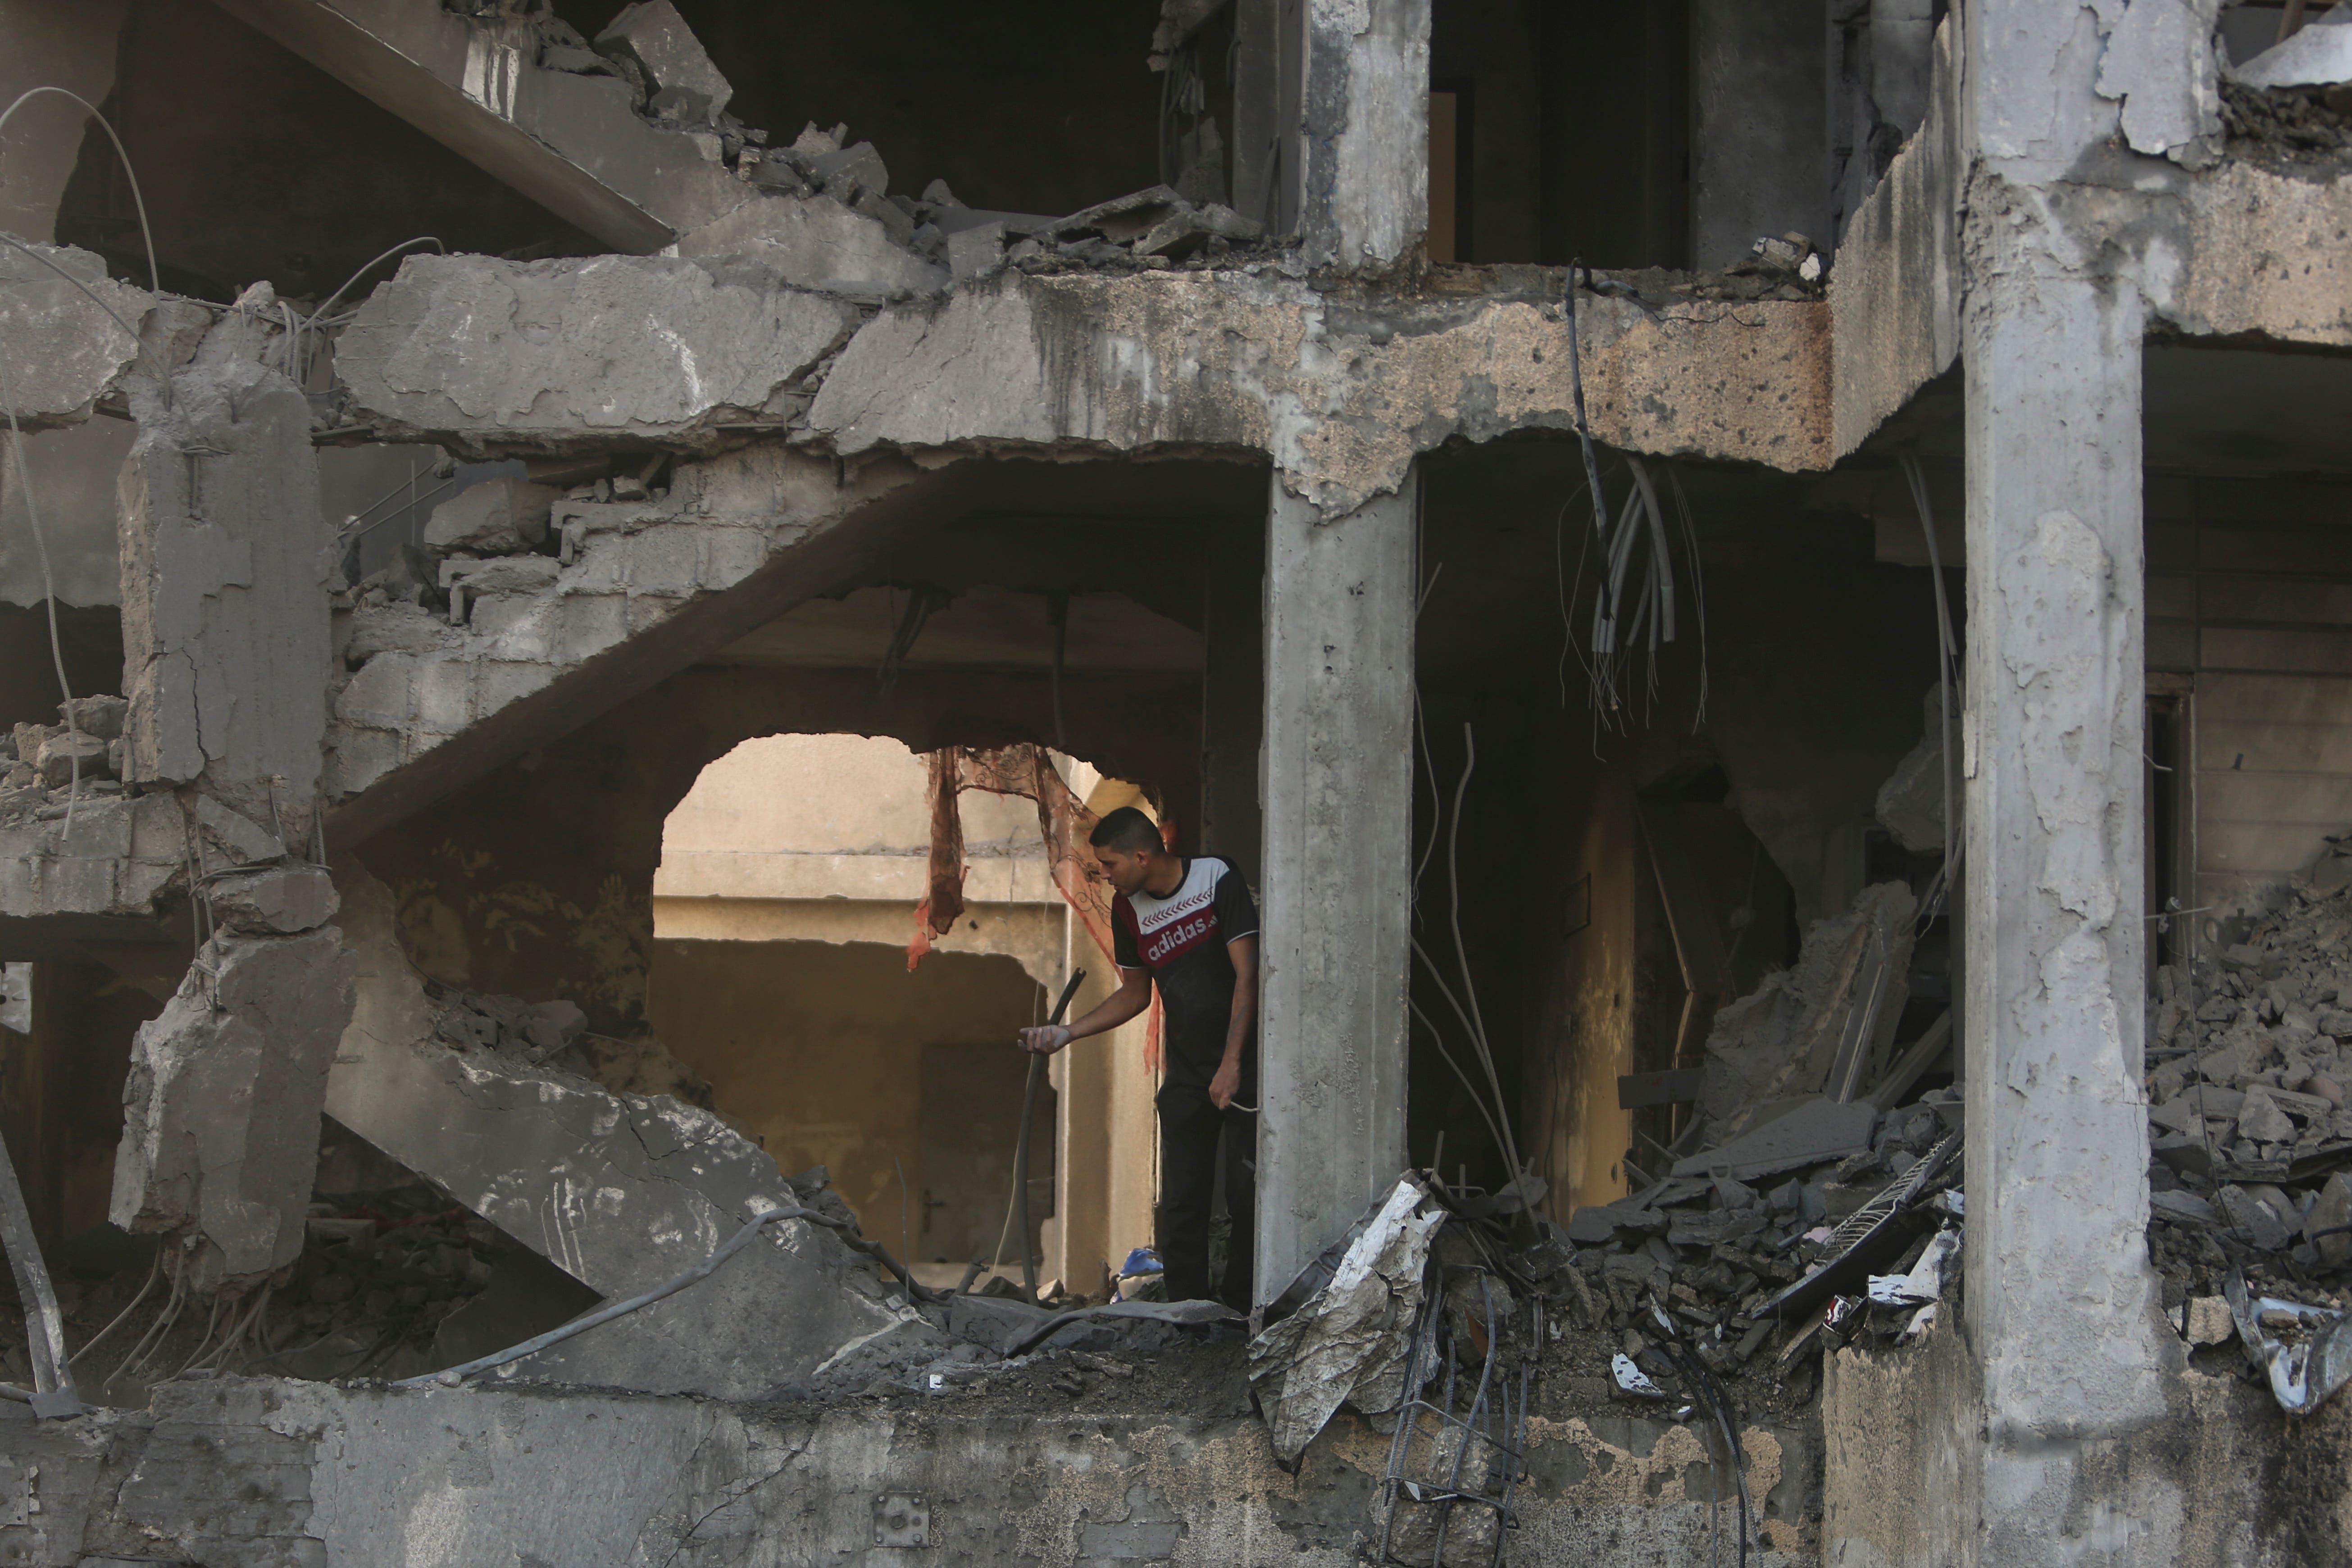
[1255,468,1413,1301]
[109,350,349,1283]
[1299,0,1429,272]
[1956,4,2175,1558]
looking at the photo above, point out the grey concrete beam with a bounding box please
[211,0,941,293]
[1254,465,1413,1300]
[1299,0,1430,272]
[210,0,677,253]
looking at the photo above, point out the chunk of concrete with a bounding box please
[35,729,109,788]
[1672,1097,1880,1182]
[59,695,128,741]
[948,221,1007,282]
[424,477,556,555]
[118,358,331,803]
[808,141,888,202]
[2149,1188,2219,1227]
[596,0,733,116]
[337,254,867,445]
[2237,1086,2298,1145]
[208,864,340,935]
[2216,1184,2294,1252]
[110,927,357,1283]
[324,863,901,1398]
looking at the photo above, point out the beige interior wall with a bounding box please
[652,732,1157,1294]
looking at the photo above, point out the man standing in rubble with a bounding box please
[1017,806,1258,1310]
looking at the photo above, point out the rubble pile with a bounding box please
[2143,840,2352,1314]
[0,695,132,820]
[1542,1100,1961,1393]
[1545,879,1965,1396]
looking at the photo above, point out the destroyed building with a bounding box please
[1,0,2351,1562]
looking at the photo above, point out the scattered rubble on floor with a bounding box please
[1542,880,1964,1402]
[2143,833,2352,1413]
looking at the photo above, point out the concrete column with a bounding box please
[1255,468,1414,1300]
[1958,13,2172,1546]
[1299,0,1430,271]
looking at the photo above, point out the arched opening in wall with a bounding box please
[644,732,1163,1293]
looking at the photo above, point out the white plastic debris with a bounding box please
[1246,1176,1445,1464]
[1869,1226,1961,1307]
[1611,1353,1667,1399]
[2223,1270,2352,1416]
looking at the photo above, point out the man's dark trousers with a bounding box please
[1155,1081,1254,1308]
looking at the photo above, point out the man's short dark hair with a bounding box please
[1089,806,1161,854]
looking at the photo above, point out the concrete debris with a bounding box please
[2142,845,2352,1317]
[423,476,556,555]
[207,864,340,935]
[1247,1176,1444,1464]
[119,358,332,801]
[1698,882,1919,1134]
[2230,5,2352,89]
[596,0,734,117]
[1670,1097,1880,1183]
[110,927,359,1284]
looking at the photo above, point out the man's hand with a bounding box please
[1018,1023,1072,1055]
[1208,1056,1241,1110]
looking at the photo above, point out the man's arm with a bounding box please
[1018,967,1153,1055]
[1206,934,1258,1110]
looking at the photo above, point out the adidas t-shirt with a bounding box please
[1110,856,1260,1091]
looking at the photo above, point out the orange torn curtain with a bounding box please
[906,744,1118,972]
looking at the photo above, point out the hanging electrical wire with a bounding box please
[1559,267,1710,736]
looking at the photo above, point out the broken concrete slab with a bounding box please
[594,0,732,116]
[110,927,357,1282]
[337,253,861,449]
[0,236,153,427]
[207,864,340,935]
[424,476,556,554]
[325,862,901,1398]
[118,357,332,814]
[0,793,186,934]
[1672,1098,1880,1183]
